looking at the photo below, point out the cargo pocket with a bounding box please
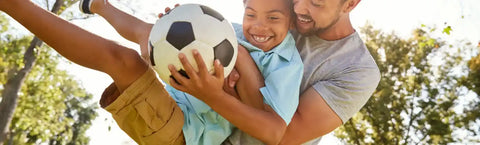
[135,95,184,144]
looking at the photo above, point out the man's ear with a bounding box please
[343,0,361,13]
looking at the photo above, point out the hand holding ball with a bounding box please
[148,4,238,85]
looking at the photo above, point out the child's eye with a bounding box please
[245,14,255,18]
[268,17,279,20]
[246,15,255,18]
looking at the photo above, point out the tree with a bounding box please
[456,44,480,144]
[0,41,98,144]
[0,0,98,144]
[335,24,480,144]
[464,51,480,95]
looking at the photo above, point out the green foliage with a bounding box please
[442,26,452,35]
[0,36,33,84]
[0,14,8,33]
[465,53,480,94]
[1,0,97,144]
[335,24,480,144]
[58,0,81,14]
[0,31,97,145]
[1,37,98,144]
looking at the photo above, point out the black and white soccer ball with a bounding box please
[148,4,238,85]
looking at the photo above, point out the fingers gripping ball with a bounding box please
[148,4,238,85]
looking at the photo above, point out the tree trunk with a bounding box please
[0,0,64,143]
[7,131,14,145]
[0,37,42,143]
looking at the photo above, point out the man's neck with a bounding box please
[316,15,355,41]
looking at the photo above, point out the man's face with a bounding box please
[292,0,344,36]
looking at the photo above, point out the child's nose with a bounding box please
[253,20,268,31]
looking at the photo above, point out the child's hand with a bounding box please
[157,4,180,18]
[168,49,227,102]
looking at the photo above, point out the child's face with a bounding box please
[243,0,292,52]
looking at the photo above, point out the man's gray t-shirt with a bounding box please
[223,31,380,145]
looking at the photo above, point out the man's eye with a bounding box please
[311,0,322,7]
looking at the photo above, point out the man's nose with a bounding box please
[293,0,308,16]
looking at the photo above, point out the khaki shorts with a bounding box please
[100,67,185,145]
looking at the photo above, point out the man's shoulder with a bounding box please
[297,32,366,57]
[300,31,378,81]
[327,32,370,59]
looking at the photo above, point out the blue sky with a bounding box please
[4,0,479,144]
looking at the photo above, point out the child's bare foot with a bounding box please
[79,0,107,14]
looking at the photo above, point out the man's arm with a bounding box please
[279,62,380,144]
[232,66,343,145]
[279,87,342,145]
[0,0,147,92]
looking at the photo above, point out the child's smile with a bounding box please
[251,34,272,43]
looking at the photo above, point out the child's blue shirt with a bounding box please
[232,23,303,124]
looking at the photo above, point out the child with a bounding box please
[0,0,301,144]
[167,0,304,143]
[86,1,302,144]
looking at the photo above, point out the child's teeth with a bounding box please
[253,36,269,42]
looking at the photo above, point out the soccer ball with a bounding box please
[148,4,238,85]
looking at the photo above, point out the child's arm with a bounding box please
[233,46,266,109]
[0,0,147,91]
[169,50,287,145]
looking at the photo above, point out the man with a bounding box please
[222,0,381,144]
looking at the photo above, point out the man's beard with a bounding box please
[296,12,341,37]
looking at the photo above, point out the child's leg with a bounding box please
[0,0,146,92]
[88,0,152,60]
[0,2,185,144]
[101,70,185,145]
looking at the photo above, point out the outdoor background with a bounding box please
[1,0,479,144]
